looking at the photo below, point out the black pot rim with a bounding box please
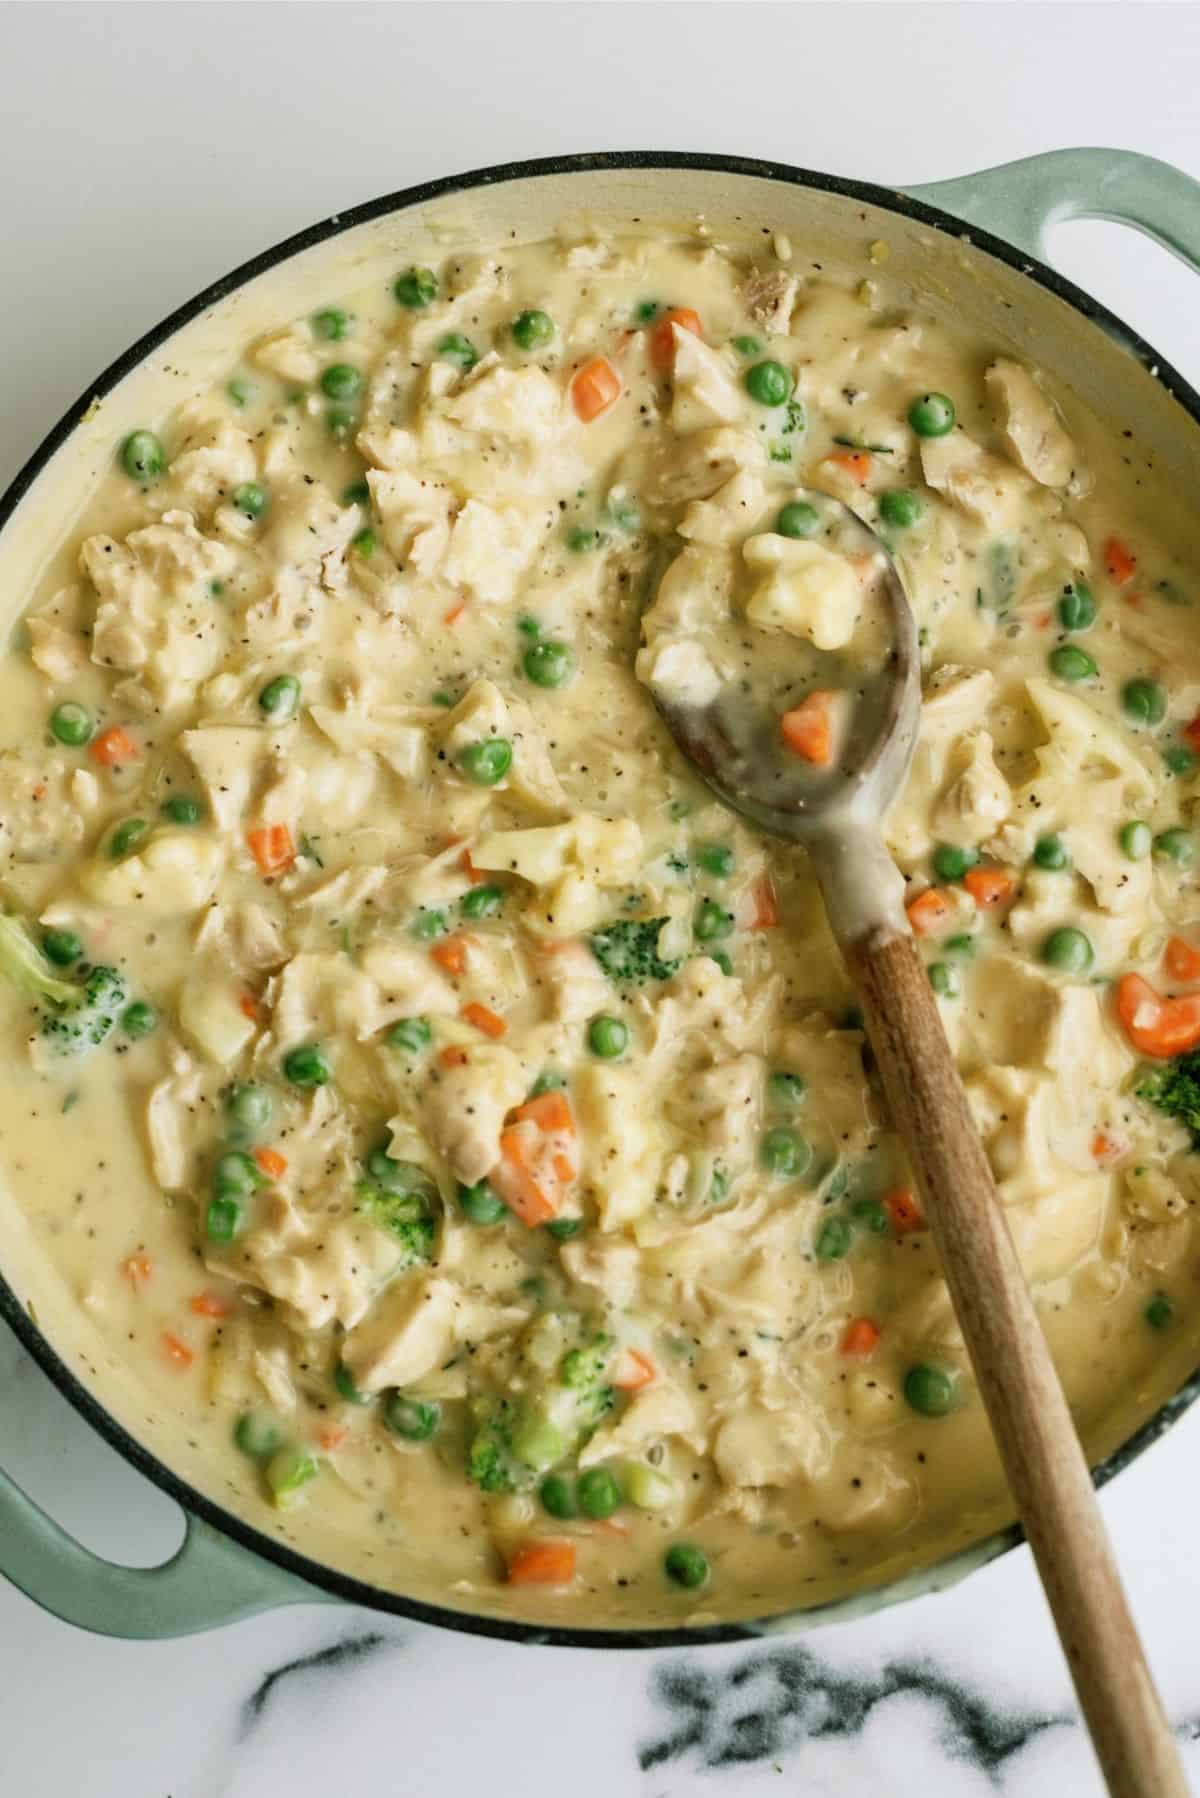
[3,147,1199,1652]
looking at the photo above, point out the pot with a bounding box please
[3,146,1200,1646]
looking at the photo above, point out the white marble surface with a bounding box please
[3,4,1200,1794]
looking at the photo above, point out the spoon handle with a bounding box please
[846,925,1187,1798]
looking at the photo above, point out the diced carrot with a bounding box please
[963,866,1014,909]
[749,873,779,930]
[780,690,836,766]
[444,599,467,627]
[883,1186,925,1234]
[1034,610,1052,630]
[462,1000,507,1039]
[494,1125,561,1227]
[253,1146,288,1180]
[31,782,47,801]
[246,822,295,877]
[613,1348,656,1391]
[506,1539,576,1586]
[513,1090,576,1136]
[317,1424,348,1452]
[458,845,489,885]
[121,1254,152,1288]
[648,307,702,373]
[1116,972,1200,1059]
[906,886,955,937]
[439,1045,468,1069]
[571,356,621,422]
[431,934,469,976]
[161,1331,194,1370]
[189,1290,232,1319]
[840,1317,882,1357]
[1104,536,1138,584]
[1165,936,1200,983]
[827,449,872,484]
[1091,1132,1123,1166]
[90,725,140,767]
[239,992,260,1021]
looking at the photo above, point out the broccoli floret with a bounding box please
[38,964,128,1059]
[560,1333,613,1389]
[466,1397,520,1493]
[0,913,81,1008]
[589,918,681,984]
[1137,1054,1200,1144]
[357,1165,437,1269]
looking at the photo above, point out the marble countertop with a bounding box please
[4,5,1200,1794]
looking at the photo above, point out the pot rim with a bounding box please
[3,148,1199,1650]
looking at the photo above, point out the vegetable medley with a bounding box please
[2,221,1200,1623]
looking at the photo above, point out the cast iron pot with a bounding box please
[2,146,1200,1646]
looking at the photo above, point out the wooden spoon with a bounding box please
[646,493,1187,1798]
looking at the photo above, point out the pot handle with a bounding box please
[0,1461,327,1636]
[907,146,1200,273]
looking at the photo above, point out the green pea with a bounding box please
[351,527,376,557]
[932,843,978,882]
[409,908,447,941]
[928,961,959,998]
[775,500,821,539]
[530,1069,566,1097]
[635,300,660,323]
[512,309,555,350]
[745,359,793,407]
[945,933,977,958]
[258,675,300,722]
[227,378,253,408]
[394,266,438,308]
[1058,581,1096,632]
[265,1446,319,1509]
[1048,644,1097,682]
[545,1217,583,1241]
[1041,927,1094,973]
[709,950,733,976]
[232,482,267,519]
[383,1394,440,1441]
[768,1071,806,1111]
[342,478,371,505]
[1154,827,1195,867]
[213,1150,263,1201]
[122,1001,157,1038]
[851,1196,888,1235]
[120,430,166,481]
[566,525,603,553]
[517,615,541,639]
[334,1362,370,1405]
[205,1195,244,1242]
[41,928,81,967]
[904,1364,958,1416]
[437,333,478,370]
[1119,821,1152,860]
[540,1473,577,1519]
[459,739,512,786]
[1164,745,1197,777]
[694,898,734,941]
[1144,1292,1174,1331]
[313,307,349,340]
[664,1542,709,1589]
[879,489,924,529]
[319,363,362,400]
[458,1179,506,1224]
[109,818,148,859]
[696,843,734,878]
[161,794,203,825]
[460,884,503,921]
[588,1013,629,1059]
[1033,834,1070,871]
[225,1083,272,1142]
[760,1127,811,1179]
[234,1411,285,1460]
[577,1467,622,1520]
[49,701,93,747]
[1122,678,1168,727]
[523,641,574,688]
[907,392,956,437]
[283,1043,331,1087]
[732,334,761,356]
[815,1216,852,1261]
[386,1016,432,1056]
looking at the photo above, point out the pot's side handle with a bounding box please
[906,146,1200,273]
[0,1462,326,1637]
